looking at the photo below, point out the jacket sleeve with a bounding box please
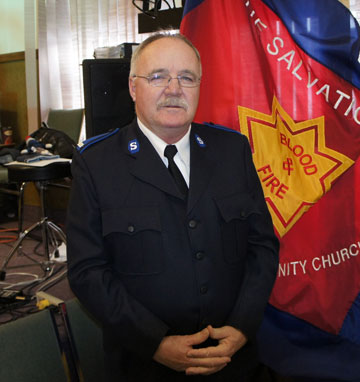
[66,150,169,359]
[226,136,279,340]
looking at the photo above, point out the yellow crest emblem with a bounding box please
[239,97,354,237]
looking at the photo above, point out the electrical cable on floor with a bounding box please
[0,272,41,289]
[35,268,68,293]
[0,298,38,324]
[0,221,69,322]
[0,228,18,244]
[0,259,57,289]
[0,263,64,319]
[26,262,67,294]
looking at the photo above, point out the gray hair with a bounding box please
[130,32,202,77]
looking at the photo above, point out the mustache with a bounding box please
[157,98,188,110]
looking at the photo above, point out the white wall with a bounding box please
[0,0,25,54]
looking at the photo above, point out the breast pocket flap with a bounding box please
[214,192,260,223]
[102,206,161,237]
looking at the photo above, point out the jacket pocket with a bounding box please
[214,192,260,264]
[102,205,164,275]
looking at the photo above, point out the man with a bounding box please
[67,33,279,381]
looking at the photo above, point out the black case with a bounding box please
[82,59,135,138]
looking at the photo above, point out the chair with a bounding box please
[60,298,105,382]
[0,160,70,281]
[47,108,84,143]
[0,109,84,281]
[0,145,20,223]
[0,166,8,183]
[0,167,18,224]
[0,309,68,382]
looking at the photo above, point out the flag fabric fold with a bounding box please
[262,0,360,88]
[181,0,360,379]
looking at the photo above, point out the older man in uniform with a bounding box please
[67,33,279,381]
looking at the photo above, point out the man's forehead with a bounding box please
[147,36,187,49]
[142,38,195,58]
[138,38,199,70]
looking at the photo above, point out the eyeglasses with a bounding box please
[132,73,201,88]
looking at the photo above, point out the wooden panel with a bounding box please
[0,51,28,144]
[0,51,42,208]
[0,51,25,63]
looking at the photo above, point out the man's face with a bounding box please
[129,38,201,139]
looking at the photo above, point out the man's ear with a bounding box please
[129,77,136,101]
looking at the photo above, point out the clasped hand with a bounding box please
[153,325,247,376]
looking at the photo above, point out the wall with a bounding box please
[0,0,27,141]
[0,0,25,55]
[0,1,41,207]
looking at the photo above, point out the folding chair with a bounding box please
[60,298,105,382]
[0,309,68,382]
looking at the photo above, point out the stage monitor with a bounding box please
[82,59,135,138]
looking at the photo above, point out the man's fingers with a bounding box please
[186,327,209,345]
[207,325,248,356]
[187,356,231,367]
[207,324,226,340]
[185,363,228,376]
[187,344,225,358]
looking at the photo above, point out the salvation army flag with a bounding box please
[181,0,360,379]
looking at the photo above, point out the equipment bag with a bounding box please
[28,122,77,158]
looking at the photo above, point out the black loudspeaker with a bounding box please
[82,59,135,138]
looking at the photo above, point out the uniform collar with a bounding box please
[137,117,191,175]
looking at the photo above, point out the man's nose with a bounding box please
[164,77,182,93]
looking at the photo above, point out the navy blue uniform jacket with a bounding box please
[67,120,279,380]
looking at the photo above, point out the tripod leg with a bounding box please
[0,219,45,280]
[39,182,50,260]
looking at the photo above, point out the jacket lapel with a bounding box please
[187,124,217,213]
[124,121,185,199]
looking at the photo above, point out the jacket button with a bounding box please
[127,225,135,233]
[195,252,204,260]
[189,219,197,228]
[200,286,208,294]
